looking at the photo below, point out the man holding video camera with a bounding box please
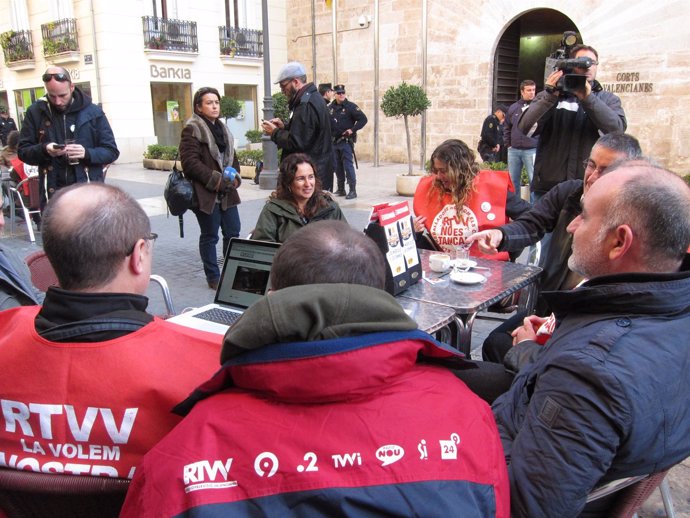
[519,44,626,200]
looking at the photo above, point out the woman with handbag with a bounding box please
[180,87,241,290]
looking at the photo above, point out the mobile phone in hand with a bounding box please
[53,144,66,149]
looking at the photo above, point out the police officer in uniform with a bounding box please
[0,106,17,147]
[477,106,506,163]
[329,84,368,199]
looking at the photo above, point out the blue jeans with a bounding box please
[334,140,356,187]
[193,203,240,282]
[507,147,536,200]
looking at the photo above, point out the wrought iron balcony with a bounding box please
[142,16,198,53]
[0,30,35,63]
[218,26,263,58]
[41,18,79,56]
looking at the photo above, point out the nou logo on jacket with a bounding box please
[376,445,404,466]
[183,458,237,493]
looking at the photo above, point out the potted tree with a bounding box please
[380,82,431,196]
[220,96,242,123]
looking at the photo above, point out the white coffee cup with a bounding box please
[429,253,451,272]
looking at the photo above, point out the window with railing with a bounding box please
[41,18,79,56]
[0,30,34,63]
[142,16,198,53]
[218,26,262,58]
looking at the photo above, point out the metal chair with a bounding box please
[586,468,675,518]
[23,250,177,317]
[0,467,130,518]
[9,176,41,242]
[149,274,177,317]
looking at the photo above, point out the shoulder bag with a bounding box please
[163,154,196,237]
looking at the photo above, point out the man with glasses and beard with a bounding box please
[261,62,334,191]
[18,66,119,203]
[0,182,222,482]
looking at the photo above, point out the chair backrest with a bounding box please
[149,273,177,317]
[586,468,672,518]
[24,250,60,292]
[0,468,129,518]
[26,176,41,210]
[608,469,672,518]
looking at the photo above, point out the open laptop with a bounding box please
[167,238,281,334]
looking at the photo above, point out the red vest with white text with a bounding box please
[0,307,221,479]
[413,170,511,260]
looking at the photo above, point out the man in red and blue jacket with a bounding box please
[121,221,509,518]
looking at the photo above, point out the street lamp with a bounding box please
[259,0,279,190]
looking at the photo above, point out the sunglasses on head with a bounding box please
[42,73,70,83]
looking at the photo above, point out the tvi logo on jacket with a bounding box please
[375,444,404,466]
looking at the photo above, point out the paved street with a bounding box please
[1,160,687,516]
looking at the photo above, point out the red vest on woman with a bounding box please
[413,170,512,260]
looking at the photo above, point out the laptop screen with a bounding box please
[215,239,281,309]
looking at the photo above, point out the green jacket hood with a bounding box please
[221,283,417,363]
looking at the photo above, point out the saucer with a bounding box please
[451,259,477,269]
[450,271,486,285]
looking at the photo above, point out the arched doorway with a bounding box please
[493,9,579,107]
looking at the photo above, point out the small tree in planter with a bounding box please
[245,129,263,144]
[381,82,431,176]
[220,96,242,124]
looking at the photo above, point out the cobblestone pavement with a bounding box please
[1,161,687,516]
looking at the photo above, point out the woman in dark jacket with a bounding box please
[179,87,241,289]
[252,153,345,243]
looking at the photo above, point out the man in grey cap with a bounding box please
[262,62,335,191]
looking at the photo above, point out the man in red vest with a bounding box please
[0,183,222,480]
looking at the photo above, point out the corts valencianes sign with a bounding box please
[600,72,653,94]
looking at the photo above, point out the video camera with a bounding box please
[544,31,592,94]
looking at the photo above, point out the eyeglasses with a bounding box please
[279,79,293,90]
[126,232,158,256]
[582,159,606,174]
[335,92,346,95]
[42,73,70,83]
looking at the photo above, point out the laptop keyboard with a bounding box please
[195,307,242,326]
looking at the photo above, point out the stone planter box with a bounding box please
[240,165,255,179]
[143,158,178,171]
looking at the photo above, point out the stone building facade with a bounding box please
[284,0,690,173]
